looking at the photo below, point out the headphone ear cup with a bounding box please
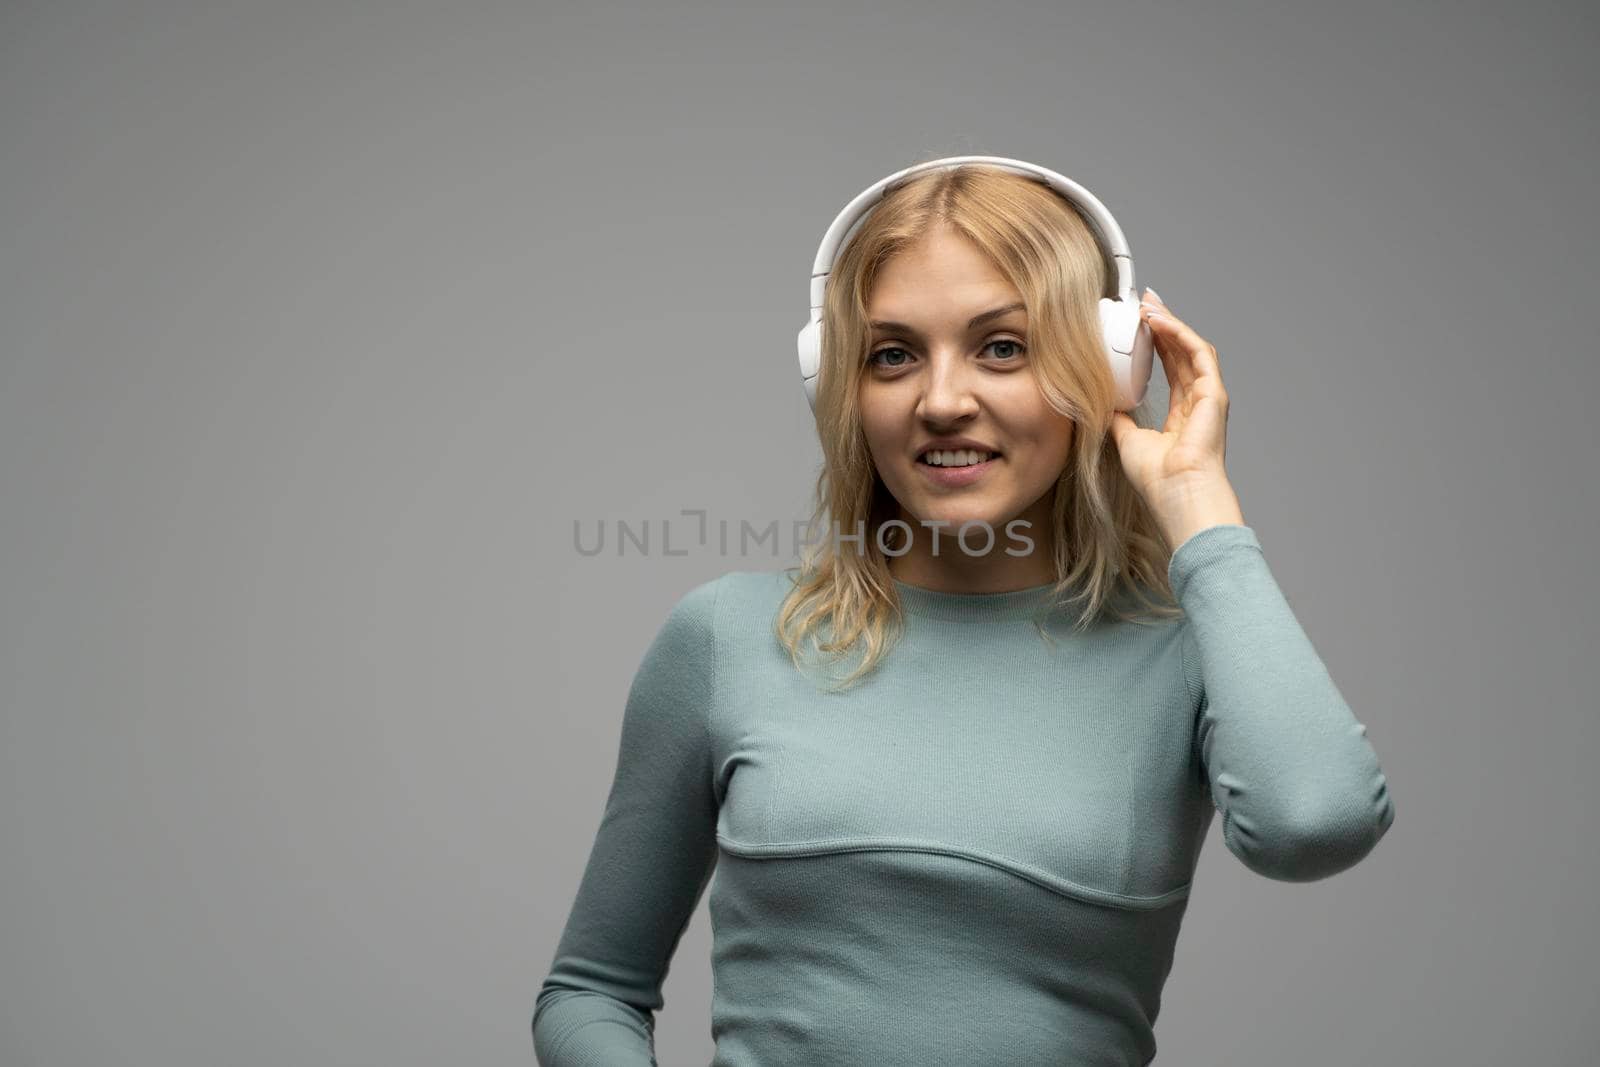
[797,318,822,412]
[1097,297,1155,412]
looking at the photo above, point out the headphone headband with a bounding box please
[805,155,1137,313]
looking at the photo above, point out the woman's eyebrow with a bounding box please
[869,302,1026,335]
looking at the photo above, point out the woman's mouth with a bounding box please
[917,450,1000,487]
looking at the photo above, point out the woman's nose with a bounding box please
[917,351,981,419]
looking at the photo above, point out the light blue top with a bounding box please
[532,524,1396,1065]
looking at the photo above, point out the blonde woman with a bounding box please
[533,159,1395,1066]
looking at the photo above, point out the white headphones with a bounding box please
[796,155,1155,414]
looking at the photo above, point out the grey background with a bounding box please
[2,1,1594,1064]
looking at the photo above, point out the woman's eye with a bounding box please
[868,347,911,367]
[985,339,1026,360]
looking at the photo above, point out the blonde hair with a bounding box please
[776,160,1183,691]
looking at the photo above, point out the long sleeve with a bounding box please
[532,577,723,1066]
[1170,523,1395,882]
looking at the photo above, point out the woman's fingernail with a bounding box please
[1146,287,1164,305]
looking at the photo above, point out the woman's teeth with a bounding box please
[920,450,998,467]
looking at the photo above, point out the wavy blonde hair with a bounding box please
[776,160,1184,691]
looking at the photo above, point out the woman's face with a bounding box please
[858,224,1075,570]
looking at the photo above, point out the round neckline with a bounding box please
[890,577,1061,624]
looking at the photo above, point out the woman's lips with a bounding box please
[917,454,999,487]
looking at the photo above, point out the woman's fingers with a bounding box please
[1142,303,1194,399]
[1141,293,1223,400]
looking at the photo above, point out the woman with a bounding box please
[532,160,1395,1066]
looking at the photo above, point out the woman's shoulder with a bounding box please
[664,568,797,629]
[707,568,798,619]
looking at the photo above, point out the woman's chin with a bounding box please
[902,502,1015,536]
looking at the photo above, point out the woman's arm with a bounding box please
[1171,523,1396,882]
[532,577,723,1065]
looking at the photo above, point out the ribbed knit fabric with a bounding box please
[532,523,1395,1066]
